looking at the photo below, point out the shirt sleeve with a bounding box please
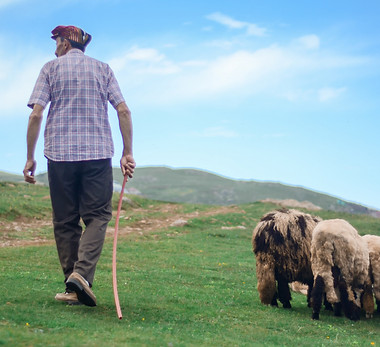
[27,63,51,109]
[107,65,125,109]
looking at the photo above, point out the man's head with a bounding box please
[51,25,92,57]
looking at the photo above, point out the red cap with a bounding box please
[51,25,92,47]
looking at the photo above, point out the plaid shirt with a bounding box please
[28,49,125,162]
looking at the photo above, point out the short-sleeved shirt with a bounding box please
[28,49,125,162]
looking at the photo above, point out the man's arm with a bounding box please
[116,102,136,178]
[23,104,44,184]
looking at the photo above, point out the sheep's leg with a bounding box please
[362,279,375,319]
[338,281,361,321]
[334,302,342,316]
[324,293,334,311]
[331,265,341,316]
[307,282,313,307]
[277,274,292,309]
[270,293,278,307]
[256,258,277,306]
[371,261,380,306]
[311,275,324,320]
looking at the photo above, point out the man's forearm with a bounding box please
[116,102,133,156]
[27,104,44,160]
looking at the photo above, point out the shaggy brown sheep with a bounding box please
[310,219,369,321]
[361,234,380,318]
[252,208,322,308]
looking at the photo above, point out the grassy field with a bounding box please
[0,182,380,346]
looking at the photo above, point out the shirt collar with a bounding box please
[67,48,84,55]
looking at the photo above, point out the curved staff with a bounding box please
[113,174,128,319]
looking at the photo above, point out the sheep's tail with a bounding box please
[311,240,338,304]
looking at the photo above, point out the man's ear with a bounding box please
[64,39,72,51]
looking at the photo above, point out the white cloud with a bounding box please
[108,46,180,75]
[0,47,51,117]
[0,0,25,8]
[203,40,235,49]
[188,127,239,138]
[262,133,287,138]
[206,12,266,36]
[180,60,208,67]
[202,26,213,32]
[298,35,320,50]
[111,41,366,106]
[318,87,346,101]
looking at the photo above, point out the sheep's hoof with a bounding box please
[311,311,319,320]
[334,303,342,317]
[349,308,361,321]
[324,301,333,311]
[366,312,373,319]
[283,302,291,309]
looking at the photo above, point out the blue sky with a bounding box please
[0,0,379,209]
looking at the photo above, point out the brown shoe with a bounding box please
[55,291,83,305]
[66,272,97,307]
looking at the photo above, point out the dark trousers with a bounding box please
[48,159,113,286]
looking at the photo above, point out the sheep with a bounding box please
[361,234,380,318]
[310,219,369,321]
[252,208,322,308]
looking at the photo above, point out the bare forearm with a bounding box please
[116,102,135,177]
[116,102,133,156]
[27,105,44,160]
[23,104,43,184]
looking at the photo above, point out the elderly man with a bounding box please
[23,25,135,306]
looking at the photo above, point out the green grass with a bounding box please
[0,182,52,221]
[1,185,380,346]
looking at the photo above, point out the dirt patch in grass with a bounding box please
[0,204,245,248]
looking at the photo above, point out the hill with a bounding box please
[1,167,378,217]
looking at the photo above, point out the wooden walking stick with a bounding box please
[113,174,128,319]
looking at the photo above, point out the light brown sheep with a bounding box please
[310,219,369,320]
[252,208,322,308]
[361,234,380,318]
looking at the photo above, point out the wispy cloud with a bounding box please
[206,12,266,36]
[203,40,236,49]
[318,87,346,101]
[262,133,287,138]
[202,26,213,32]
[0,45,51,117]
[298,35,320,50]
[0,0,26,9]
[110,40,367,106]
[108,46,180,75]
[188,127,240,138]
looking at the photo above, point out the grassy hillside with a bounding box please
[1,167,378,217]
[1,183,380,346]
[112,166,378,216]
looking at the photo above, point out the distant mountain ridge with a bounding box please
[1,166,379,218]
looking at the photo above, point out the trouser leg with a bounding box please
[74,159,113,285]
[48,160,82,283]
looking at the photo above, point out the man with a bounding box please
[23,25,135,307]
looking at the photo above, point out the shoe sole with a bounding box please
[66,300,84,306]
[66,278,97,307]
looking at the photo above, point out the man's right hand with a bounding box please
[120,154,136,179]
[23,159,37,184]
